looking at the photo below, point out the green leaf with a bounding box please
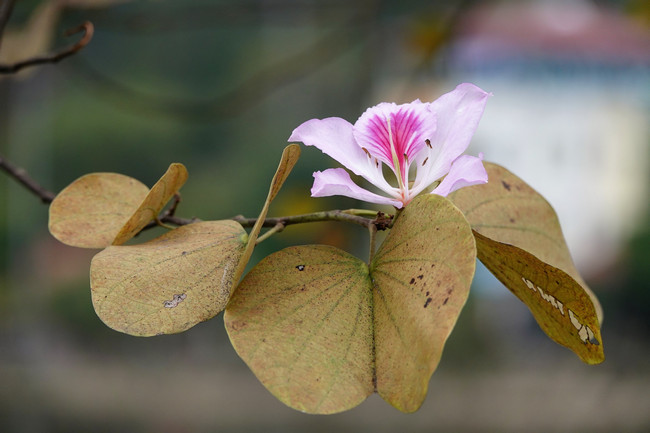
[112,163,188,245]
[449,162,604,363]
[225,194,476,414]
[48,173,150,248]
[91,221,247,336]
[370,194,476,412]
[225,245,374,414]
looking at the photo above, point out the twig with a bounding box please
[0,154,394,234]
[0,21,94,74]
[0,154,56,203]
[255,222,285,245]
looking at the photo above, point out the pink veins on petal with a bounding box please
[289,83,491,208]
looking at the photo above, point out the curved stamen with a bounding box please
[386,116,407,200]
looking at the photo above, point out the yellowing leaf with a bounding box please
[225,245,374,414]
[474,231,604,364]
[370,194,476,412]
[48,173,149,248]
[225,194,476,414]
[232,144,300,285]
[112,163,188,245]
[449,162,604,363]
[91,221,247,336]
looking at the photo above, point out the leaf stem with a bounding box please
[255,222,286,245]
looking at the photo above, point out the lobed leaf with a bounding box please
[91,221,247,336]
[112,163,188,245]
[370,194,476,412]
[48,173,149,248]
[226,194,476,414]
[449,162,604,363]
[225,245,374,414]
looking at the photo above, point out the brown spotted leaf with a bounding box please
[91,221,247,336]
[225,194,475,414]
[112,163,188,245]
[49,173,150,248]
[370,194,476,412]
[449,162,604,363]
[474,231,604,364]
[225,245,374,414]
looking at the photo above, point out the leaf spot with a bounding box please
[424,297,432,308]
[502,180,512,191]
[163,293,187,308]
[417,275,424,280]
[443,297,449,305]
[409,278,415,285]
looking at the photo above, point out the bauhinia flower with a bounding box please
[289,83,491,208]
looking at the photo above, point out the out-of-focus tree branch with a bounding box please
[0,154,56,204]
[0,20,94,74]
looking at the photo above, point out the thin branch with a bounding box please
[231,210,385,230]
[0,21,94,74]
[255,222,285,245]
[0,154,56,203]
[0,154,394,232]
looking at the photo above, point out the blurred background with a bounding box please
[1,0,649,431]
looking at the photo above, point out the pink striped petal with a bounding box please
[353,100,436,176]
[431,154,488,197]
[312,168,403,207]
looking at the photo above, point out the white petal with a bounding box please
[290,117,396,195]
[412,83,491,195]
[431,154,488,197]
[312,168,403,207]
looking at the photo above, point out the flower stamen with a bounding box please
[386,116,407,198]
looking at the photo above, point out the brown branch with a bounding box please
[0,21,94,74]
[0,154,394,234]
[0,154,56,203]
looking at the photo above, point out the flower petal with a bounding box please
[431,154,488,197]
[289,117,396,195]
[312,168,403,207]
[429,83,491,160]
[353,100,437,172]
[412,83,491,195]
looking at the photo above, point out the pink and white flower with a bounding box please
[289,83,491,208]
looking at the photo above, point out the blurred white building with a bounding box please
[441,0,650,276]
